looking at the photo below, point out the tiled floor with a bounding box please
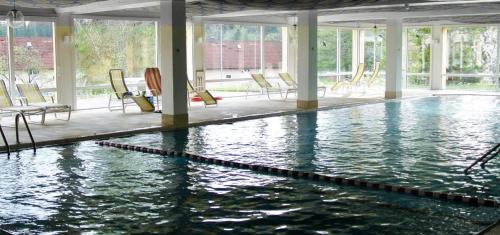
[1,88,497,151]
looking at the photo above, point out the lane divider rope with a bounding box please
[96,141,498,208]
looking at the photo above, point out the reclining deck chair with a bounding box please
[278,73,327,100]
[187,80,217,107]
[144,67,161,109]
[109,69,154,113]
[0,80,47,124]
[249,73,282,100]
[331,63,365,93]
[16,83,71,123]
[364,62,381,88]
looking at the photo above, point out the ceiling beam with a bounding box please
[56,0,161,14]
[319,5,500,23]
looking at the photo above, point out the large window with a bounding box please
[263,25,282,78]
[446,26,498,91]
[74,19,156,109]
[204,24,222,82]
[362,28,386,73]
[13,21,55,94]
[222,24,261,80]
[405,27,431,88]
[340,29,353,73]
[203,23,284,94]
[317,27,337,76]
[317,27,356,86]
[0,22,9,89]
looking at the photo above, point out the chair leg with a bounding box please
[245,83,251,99]
[66,107,72,121]
[108,95,112,111]
[155,95,159,110]
[41,111,46,125]
[284,90,289,101]
[266,88,271,100]
[121,99,126,114]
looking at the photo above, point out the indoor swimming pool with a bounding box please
[0,96,498,234]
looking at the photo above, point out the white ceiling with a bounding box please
[1,0,500,25]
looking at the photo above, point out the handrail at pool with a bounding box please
[0,124,10,155]
[464,143,500,173]
[15,113,36,154]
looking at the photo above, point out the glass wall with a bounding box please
[317,26,337,82]
[405,27,431,88]
[340,29,353,73]
[204,23,283,93]
[13,21,55,95]
[0,22,9,89]
[317,27,357,86]
[74,19,156,109]
[362,29,386,72]
[221,24,261,80]
[203,24,222,83]
[446,26,498,91]
[263,26,282,78]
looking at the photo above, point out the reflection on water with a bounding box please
[0,96,499,234]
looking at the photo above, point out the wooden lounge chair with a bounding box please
[16,83,71,123]
[144,67,162,109]
[331,63,365,92]
[187,79,217,107]
[0,80,47,124]
[109,69,154,113]
[278,73,327,100]
[248,73,282,100]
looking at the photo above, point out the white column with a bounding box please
[54,13,76,108]
[159,0,188,127]
[296,10,318,109]
[352,29,360,75]
[281,26,288,73]
[358,30,365,66]
[191,17,204,89]
[430,24,446,90]
[385,18,403,99]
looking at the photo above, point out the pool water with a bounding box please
[0,96,499,234]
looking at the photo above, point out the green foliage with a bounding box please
[317,27,337,72]
[14,45,42,83]
[316,28,355,73]
[447,26,497,74]
[74,19,156,86]
[204,24,282,42]
[406,27,431,74]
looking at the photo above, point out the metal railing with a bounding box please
[15,113,36,153]
[464,143,500,173]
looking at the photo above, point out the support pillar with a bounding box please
[352,29,360,75]
[385,18,403,99]
[296,10,318,109]
[159,0,188,128]
[54,13,76,108]
[430,24,446,90]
